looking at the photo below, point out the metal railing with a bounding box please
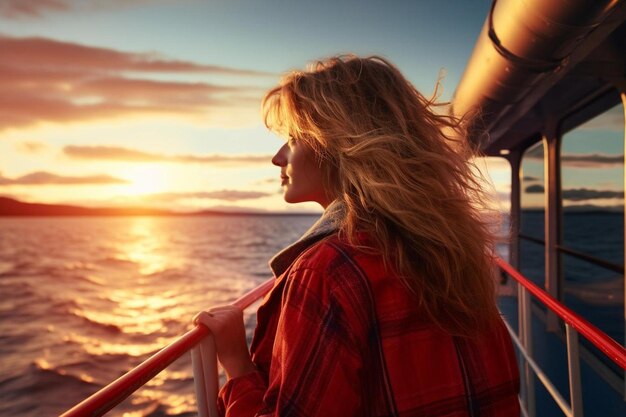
[496,258,626,417]
[61,278,275,417]
[518,233,625,274]
[62,260,626,417]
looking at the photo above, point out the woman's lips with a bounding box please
[280,175,289,185]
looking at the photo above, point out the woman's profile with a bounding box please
[194,55,520,416]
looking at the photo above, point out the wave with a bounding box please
[565,277,624,306]
[69,309,123,334]
[0,260,15,276]
[63,261,97,271]
[0,360,100,407]
[96,256,139,268]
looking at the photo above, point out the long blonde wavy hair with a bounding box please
[263,55,500,336]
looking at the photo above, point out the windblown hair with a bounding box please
[263,55,500,336]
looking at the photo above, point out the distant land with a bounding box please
[523,205,624,213]
[0,197,622,217]
[0,197,320,217]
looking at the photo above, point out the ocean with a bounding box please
[0,213,623,416]
[0,215,318,416]
[519,211,624,345]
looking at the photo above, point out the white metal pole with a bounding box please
[200,335,219,417]
[520,286,536,417]
[192,345,209,417]
[566,325,583,417]
[191,335,219,417]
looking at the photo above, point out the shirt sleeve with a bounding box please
[217,266,366,417]
[217,370,267,416]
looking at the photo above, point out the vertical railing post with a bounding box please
[565,324,583,417]
[543,122,562,333]
[618,89,626,401]
[191,335,219,417]
[519,285,536,417]
[509,150,522,270]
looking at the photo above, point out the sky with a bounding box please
[520,104,624,211]
[0,0,553,213]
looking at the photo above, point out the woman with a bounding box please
[195,55,520,416]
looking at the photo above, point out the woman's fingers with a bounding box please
[193,305,239,325]
[193,311,214,326]
[191,305,254,379]
[210,305,240,312]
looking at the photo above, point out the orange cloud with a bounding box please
[254,177,281,185]
[0,0,193,20]
[0,35,272,130]
[15,141,48,153]
[0,36,274,76]
[64,145,272,166]
[0,0,69,18]
[0,171,128,185]
[147,190,274,202]
[525,152,623,168]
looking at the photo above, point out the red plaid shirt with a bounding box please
[218,233,519,416]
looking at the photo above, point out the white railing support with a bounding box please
[504,320,573,417]
[566,325,583,417]
[191,335,219,417]
[519,283,536,417]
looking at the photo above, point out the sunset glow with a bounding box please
[120,166,170,197]
[0,1,510,214]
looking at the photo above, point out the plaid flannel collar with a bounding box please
[268,200,344,277]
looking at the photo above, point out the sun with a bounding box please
[120,165,169,196]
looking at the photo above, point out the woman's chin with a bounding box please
[283,195,300,204]
[283,191,306,205]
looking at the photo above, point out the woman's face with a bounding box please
[271,136,331,208]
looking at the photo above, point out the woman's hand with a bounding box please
[193,306,256,379]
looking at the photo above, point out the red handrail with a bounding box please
[61,278,275,417]
[496,257,626,370]
[62,259,626,416]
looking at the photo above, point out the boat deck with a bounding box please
[498,294,625,416]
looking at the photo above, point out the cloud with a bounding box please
[561,153,623,168]
[524,184,544,194]
[522,175,539,181]
[63,145,272,166]
[15,141,48,153]
[1,0,187,19]
[562,188,623,201]
[525,184,623,201]
[0,0,69,18]
[254,177,280,185]
[525,152,623,168]
[0,36,273,76]
[0,35,273,130]
[147,190,274,202]
[0,171,128,185]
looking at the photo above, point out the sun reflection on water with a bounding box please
[65,333,175,357]
[1,214,320,416]
[118,217,172,276]
[74,217,196,338]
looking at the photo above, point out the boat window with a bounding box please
[560,102,625,346]
[519,141,546,287]
[479,157,511,261]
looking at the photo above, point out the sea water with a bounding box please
[0,213,623,416]
[0,215,317,416]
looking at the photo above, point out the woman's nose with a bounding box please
[271,143,289,167]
